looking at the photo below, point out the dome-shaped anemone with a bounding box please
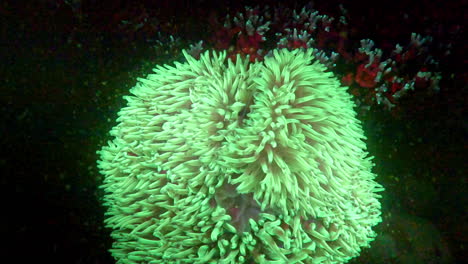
[97,49,384,263]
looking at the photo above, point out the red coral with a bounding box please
[290,39,308,49]
[342,72,354,86]
[355,63,380,88]
[390,81,404,94]
[387,76,404,94]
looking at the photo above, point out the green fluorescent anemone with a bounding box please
[97,49,384,263]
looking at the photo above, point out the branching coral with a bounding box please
[97,49,384,263]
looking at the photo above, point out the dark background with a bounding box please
[3,0,466,263]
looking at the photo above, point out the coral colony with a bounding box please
[206,6,443,112]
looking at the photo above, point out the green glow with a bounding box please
[97,49,383,263]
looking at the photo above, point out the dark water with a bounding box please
[4,0,465,263]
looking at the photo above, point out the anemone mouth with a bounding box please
[213,182,262,233]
